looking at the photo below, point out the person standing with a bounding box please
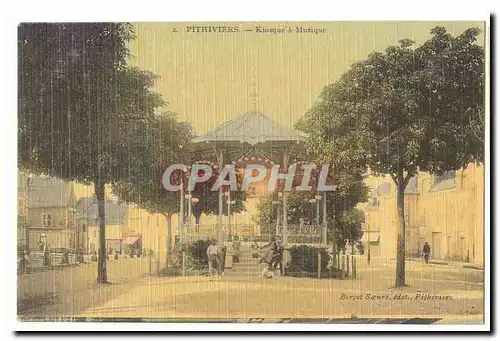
[206,239,220,278]
[422,242,431,264]
[217,241,227,277]
[232,235,241,263]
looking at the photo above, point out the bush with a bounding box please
[287,245,334,278]
[171,239,211,271]
[288,245,329,272]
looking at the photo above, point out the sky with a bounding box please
[128,21,484,135]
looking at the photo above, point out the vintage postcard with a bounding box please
[16,20,489,330]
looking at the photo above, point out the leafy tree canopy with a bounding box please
[301,26,484,184]
[19,23,164,186]
[18,23,164,283]
[300,26,484,286]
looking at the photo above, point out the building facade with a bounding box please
[25,177,77,251]
[360,162,484,265]
[17,172,29,251]
[76,196,128,253]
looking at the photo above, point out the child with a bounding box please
[251,240,260,259]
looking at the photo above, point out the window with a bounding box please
[371,197,379,207]
[81,224,86,233]
[42,213,52,227]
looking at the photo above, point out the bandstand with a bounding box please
[179,111,330,247]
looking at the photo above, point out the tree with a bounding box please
[334,208,365,252]
[18,23,163,283]
[112,113,193,266]
[302,27,484,286]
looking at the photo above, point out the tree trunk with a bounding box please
[164,213,172,267]
[95,181,107,283]
[395,179,406,287]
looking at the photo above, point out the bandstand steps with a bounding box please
[230,244,264,276]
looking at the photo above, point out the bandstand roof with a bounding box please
[192,111,308,159]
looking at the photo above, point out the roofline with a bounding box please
[193,111,309,144]
[193,136,308,144]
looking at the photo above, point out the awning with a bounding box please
[122,236,140,245]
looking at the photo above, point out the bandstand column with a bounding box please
[227,190,231,237]
[322,192,327,245]
[179,178,184,242]
[282,152,288,246]
[217,149,224,242]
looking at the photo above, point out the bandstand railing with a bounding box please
[179,223,327,245]
[180,224,257,242]
[257,223,327,245]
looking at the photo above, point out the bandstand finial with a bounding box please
[250,73,258,110]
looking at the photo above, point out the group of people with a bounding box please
[205,236,244,279]
[206,235,283,279]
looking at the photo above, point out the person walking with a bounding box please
[259,236,279,278]
[270,243,284,273]
[422,242,431,264]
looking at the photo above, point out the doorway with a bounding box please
[460,237,466,261]
[432,232,443,259]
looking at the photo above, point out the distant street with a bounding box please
[18,245,484,323]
